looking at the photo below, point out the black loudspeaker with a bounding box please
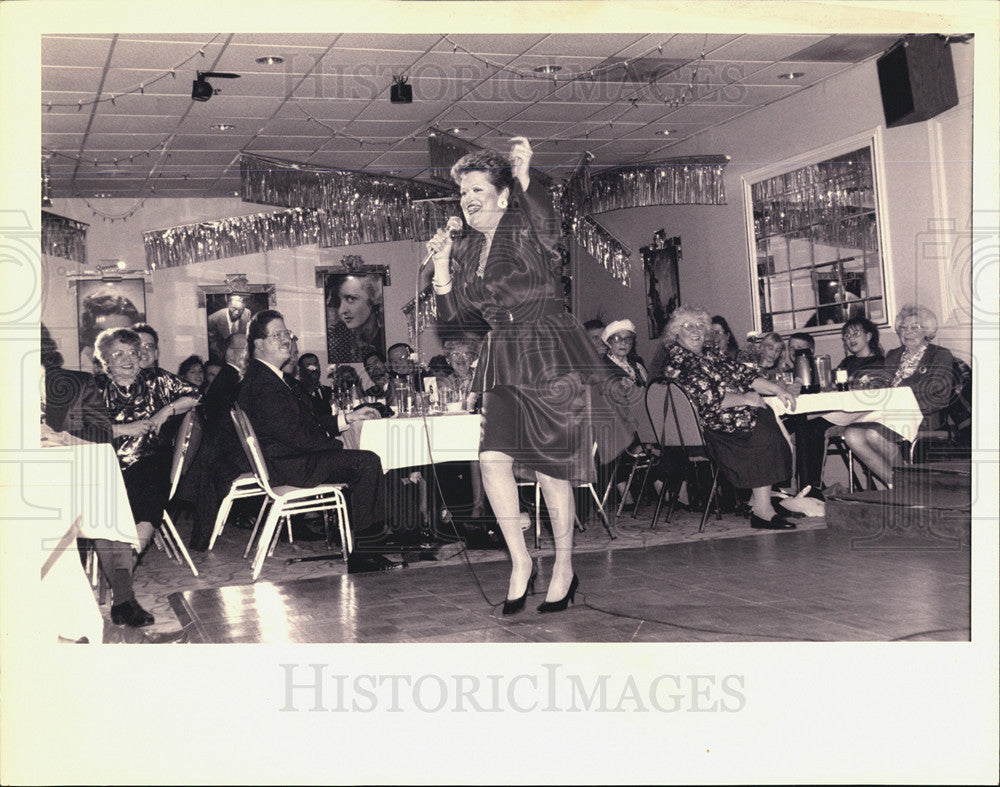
[390,82,413,104]
[876,35,959,128]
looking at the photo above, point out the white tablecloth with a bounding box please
[2,436,140,642]
[765,387,924,441]
[342,413,483,472]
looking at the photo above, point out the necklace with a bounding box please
[476,235,492,278]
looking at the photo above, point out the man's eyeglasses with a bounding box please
[139,342,157,351]
[265,330,293,342]
[447,351,475,360]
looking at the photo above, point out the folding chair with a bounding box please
[230,404,352,582]
[206,473,269,555]
[644,377,723,533]
[601,383,665,519]
[154,410,200,576]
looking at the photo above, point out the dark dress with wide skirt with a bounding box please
[436,177,629,484]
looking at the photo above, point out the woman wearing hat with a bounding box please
[425,136,629,615]
[601,319,649,402]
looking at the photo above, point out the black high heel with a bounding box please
[502,566,537,616]
[537,574,579,613]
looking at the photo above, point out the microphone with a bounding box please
[419,216,463,271]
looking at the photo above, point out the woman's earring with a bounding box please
[498,197,508,209]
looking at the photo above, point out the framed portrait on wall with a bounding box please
[198,277,275,364]
[76,277,146,373]
[318,257,390,364]
[642,238,682,340]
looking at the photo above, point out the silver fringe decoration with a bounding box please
[241,153,450,248]
[142,207,319,269]
[41,210,88,263]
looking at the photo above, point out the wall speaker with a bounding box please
[390,81,413,104]
[876,35,959,128]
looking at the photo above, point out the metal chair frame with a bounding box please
[155,410,200,576]
[230,404,352,581]
[642,377,722,533]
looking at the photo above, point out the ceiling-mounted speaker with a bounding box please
[876,35,959,128]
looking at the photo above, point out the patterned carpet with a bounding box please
[112,501,826,641]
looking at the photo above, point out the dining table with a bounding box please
[341,411,483,472]
[764,386,924,442]
[2,426,141,643]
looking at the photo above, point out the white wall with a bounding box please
[576,41,975,368]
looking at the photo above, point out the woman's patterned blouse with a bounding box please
[662,342,761,434]
[97,367,199,469]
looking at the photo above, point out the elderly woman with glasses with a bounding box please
[660,305,799,529]
[93,327,201,625]
[843,305,956,485]
[601,319,649,396]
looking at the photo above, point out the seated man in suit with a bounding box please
[296,352,333,422]
[236,310,399,573]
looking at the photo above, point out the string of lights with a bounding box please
[41,34,223,112]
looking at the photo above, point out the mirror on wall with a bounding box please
[745,140,889,334]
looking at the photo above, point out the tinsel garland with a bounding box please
[569,214,633,287]
[41,210,88,264]
[578,156,729,214]
[409,197,461,242]
[401,286,437,348]
[143,207,319,269]
[241,153,450,248]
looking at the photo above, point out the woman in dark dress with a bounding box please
[660,306,799,529]
[426,137,627,614]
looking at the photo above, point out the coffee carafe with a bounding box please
[793,348,820,394]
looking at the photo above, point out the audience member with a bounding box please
[236,310,397,572]
[836,316,884,381]
[660,306,798,529]
[442,337,479,409]
[204,360,223,387]
[132,322,160,370]
[362,349,390,400]
[79,291,143,373]
[42,325,155,630]
[709,316,741,362]
[297,352,334,421]
[843,305,957,486]
[178,355,207,392]
[583,318,607,355]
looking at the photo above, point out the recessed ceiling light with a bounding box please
[657,129,674,136]
[532,64,562,75]
[255,55,284,66]
[448,127,467,134]
[777,71,805,80]
[211,123,236,132]
[93,192,112,198]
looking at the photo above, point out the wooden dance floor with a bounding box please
[169,528,970,643]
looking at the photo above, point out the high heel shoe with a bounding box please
[502,566,537,616]
[537,574,579,613]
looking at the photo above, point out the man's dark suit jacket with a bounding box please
[237,358,346,488]
[44,367,112,444]
[201,363,242,435]
[236,358,387,539]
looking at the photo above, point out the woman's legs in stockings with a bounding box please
[844,425,899,486]
[535,472,575,602]
[478,450,533,601]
